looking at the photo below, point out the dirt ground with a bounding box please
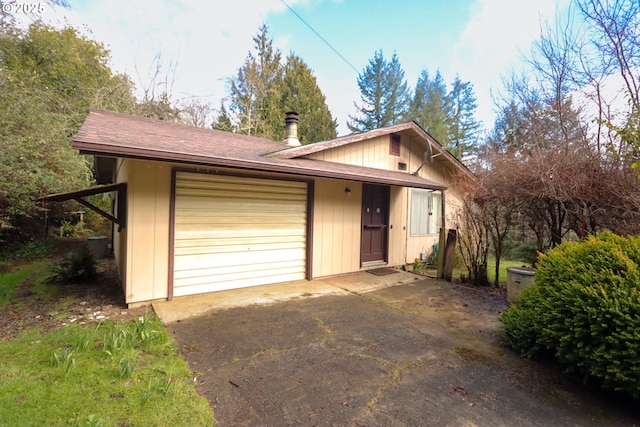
[0,255,147,341]
[167,278,640,427]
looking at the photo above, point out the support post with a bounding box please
[442,229,457,282]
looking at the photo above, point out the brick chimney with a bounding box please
[284,112,300,147]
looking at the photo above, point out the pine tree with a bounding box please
[408,69,451,147]
[448,76,482,159]
[347,50,410,132]
[216,25,337,143]
[280,54,337,144]
[222,24,283,138]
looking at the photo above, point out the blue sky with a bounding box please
[36,0,570,135]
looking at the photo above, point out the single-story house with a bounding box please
[48,109,475,306]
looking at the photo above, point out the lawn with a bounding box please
[0,240,215,426]
[416,258,531,285]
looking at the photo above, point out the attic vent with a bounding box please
[390,134,400,156]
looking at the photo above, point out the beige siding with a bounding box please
[312,179,362,277]
[173,172,307,296]
[116,130,468,304]
[124,159,171,304]
[309,135,402,170]
[307,131,464,266]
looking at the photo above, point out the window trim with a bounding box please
[410,189,441,236]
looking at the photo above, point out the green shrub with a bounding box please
[500,232,640,399]
[47,247,97,284]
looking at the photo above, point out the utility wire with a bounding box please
[280,0,360,75]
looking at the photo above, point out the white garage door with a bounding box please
[173,171,308,297]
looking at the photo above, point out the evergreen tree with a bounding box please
[280,53,337,144]
[408,69,451,147]
[215,25,337,143]
[211,100,235,132]
[347,50,410,132]
[223,24,283,137]
[448,76,482,159]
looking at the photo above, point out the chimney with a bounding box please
[284,111,301,147]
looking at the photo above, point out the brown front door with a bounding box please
[361,184,390,264]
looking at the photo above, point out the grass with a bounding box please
[485,259,531,284]
[0,315,214,426]
[452,259,531,284]
[417,258,531,285]
[0,260,54,306]
[0,240,215,426]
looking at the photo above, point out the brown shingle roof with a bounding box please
[73,110,447,190]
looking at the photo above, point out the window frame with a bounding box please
[410,189,442,236]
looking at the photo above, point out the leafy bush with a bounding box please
[500,232,640,399]
[47,247,97,284]
[0,238,55,261]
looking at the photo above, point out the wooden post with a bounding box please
[436,227,446,279]
[443,229,457,282]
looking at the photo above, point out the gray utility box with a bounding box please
[87,236,109,259]
[506,267,535,304]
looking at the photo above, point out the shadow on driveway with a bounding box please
[166,277,639,426]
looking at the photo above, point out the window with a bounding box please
[390,134,400,156]
[410,189,441,236]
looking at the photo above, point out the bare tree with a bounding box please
[179,97,214,128]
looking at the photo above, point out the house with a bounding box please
[52,109,475,306]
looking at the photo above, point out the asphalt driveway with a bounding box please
[164,275,639,426]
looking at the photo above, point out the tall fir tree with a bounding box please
[448,76,482,159]
[215,24,283,137]
[347,50,410,132]
[280,54,337,144]
[408,70,481,160]
[408,69,451,147]
[213,25,337,143]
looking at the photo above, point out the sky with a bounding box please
[25,0,571,135]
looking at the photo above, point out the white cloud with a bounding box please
[450,0,571,128]
[43,0,292,104]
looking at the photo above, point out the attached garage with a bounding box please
[171,170,310,297]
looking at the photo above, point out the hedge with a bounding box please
[500,232,640,399]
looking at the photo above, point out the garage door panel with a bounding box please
[173,271,305,297]
[174,239,306,256]
[174,247,305,268]
[174,259,305,282]
[173,171,308,296]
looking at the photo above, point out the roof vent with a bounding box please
[284,112,300,147]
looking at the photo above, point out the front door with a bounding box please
[361,184,390,264]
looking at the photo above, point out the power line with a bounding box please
[280,0,360,75]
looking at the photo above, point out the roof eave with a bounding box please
[75,140,446,191]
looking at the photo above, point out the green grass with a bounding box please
[418,258,531,285]
[0,260,53,306]
[452,259,531,284]
[0,315,214,426]
[0,242,215,426]
[487,259,531,284]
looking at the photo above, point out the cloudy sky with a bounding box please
[27,0,570,134]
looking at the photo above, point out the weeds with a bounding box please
[47,247,97,285]
[117,353,138,379]
[50,347,76,377]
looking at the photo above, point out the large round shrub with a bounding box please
[500,232,640,399]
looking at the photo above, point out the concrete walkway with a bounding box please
[153,269,420,323]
